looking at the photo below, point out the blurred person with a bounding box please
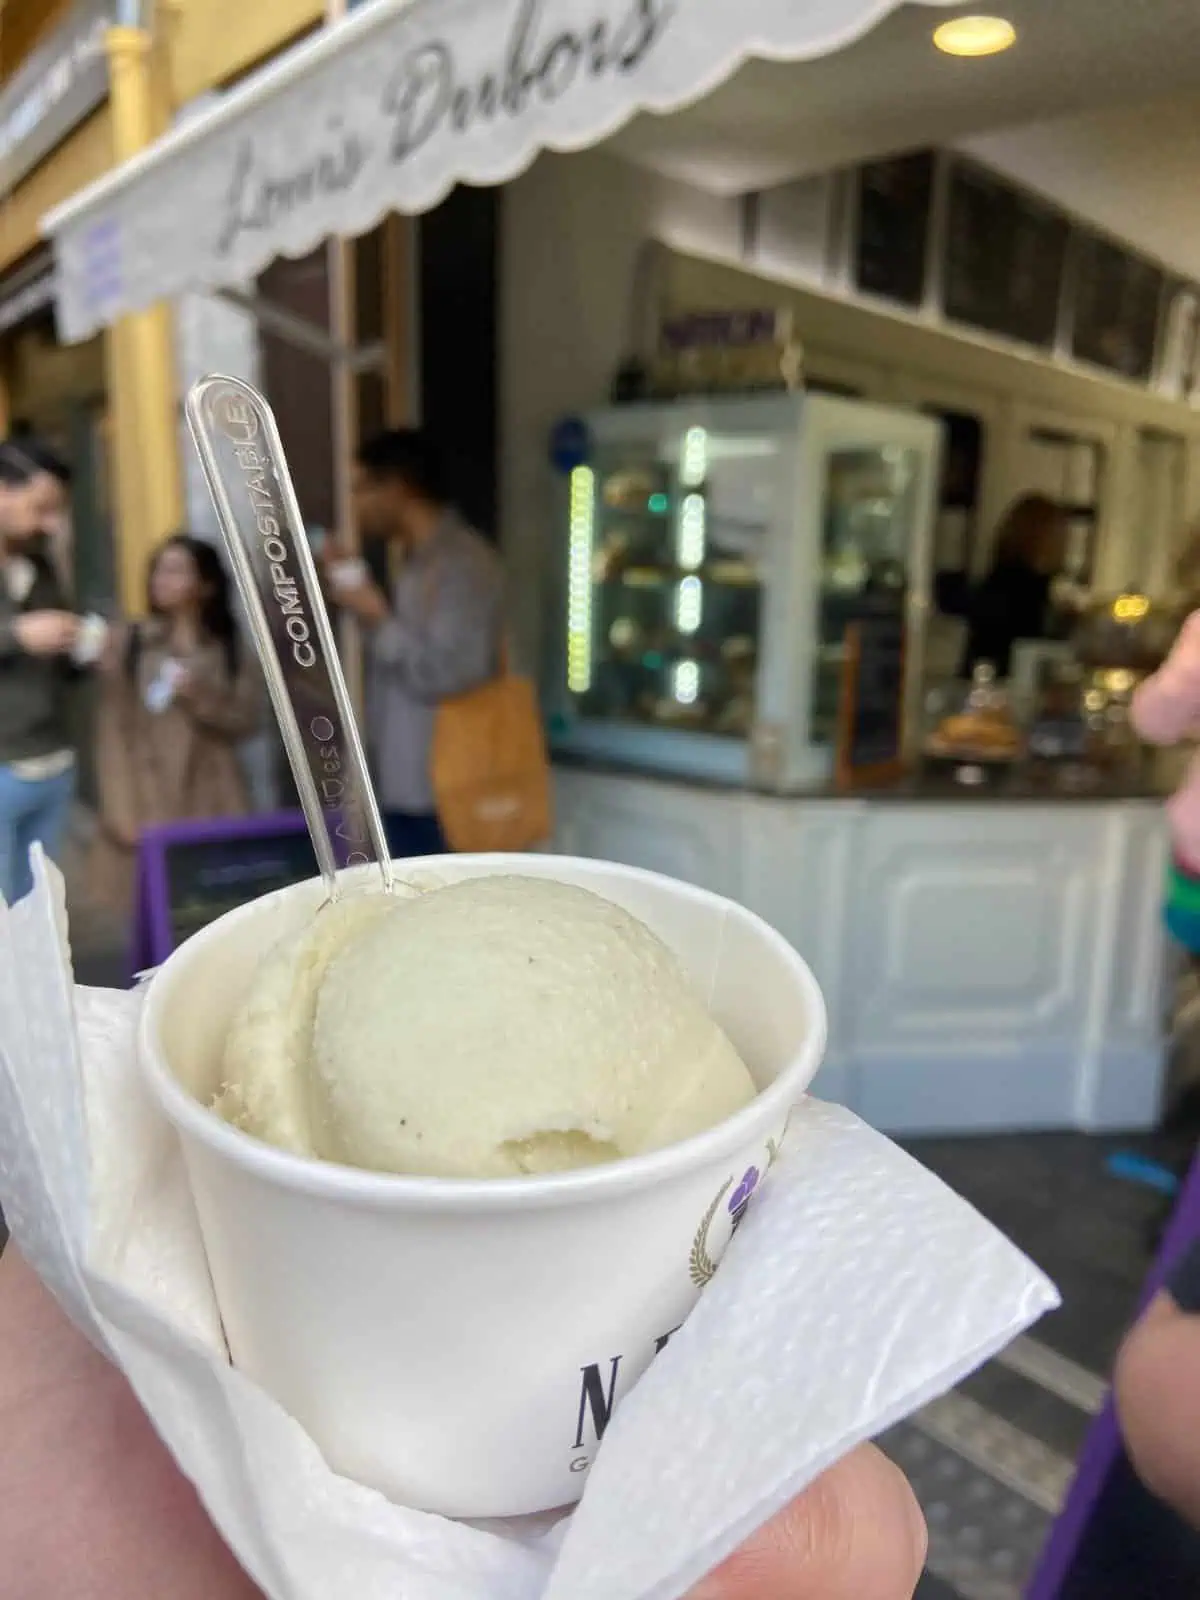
[0,441,80,904]
[90,535,258,904]
[16,435,74,571]
[1116,1237,1200,1532]
[0,1244,926,1598]
[959,494,1071,678]
[321,430,504,856]
[1131,590,1200,959]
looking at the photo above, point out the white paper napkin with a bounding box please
[0,854,1058,1600]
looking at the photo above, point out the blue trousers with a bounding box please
[0,762,75,905]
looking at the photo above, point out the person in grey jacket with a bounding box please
[321,430,503,856]
[0,442,80,904]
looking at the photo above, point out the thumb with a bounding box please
[686,1444,926,1600]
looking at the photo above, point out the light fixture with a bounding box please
[932,15,1016,57]
[676,492,706,571]
[566,466,596,694]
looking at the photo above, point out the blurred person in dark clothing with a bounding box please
[0,442,79,904]
[320,430,503,857]
[959,494,1071,679]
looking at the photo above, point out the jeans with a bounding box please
[0,763,75,905]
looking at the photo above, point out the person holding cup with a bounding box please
[0,1244,927,1598]
[319,429,505,858]
[89,535,259,905]
[0,440,86,905]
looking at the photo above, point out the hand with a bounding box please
[1115,1280,1200,1528]
[170,667,196,702]
[0,1248,261,1598]
[13,610,79,658]
[0,1248,927,1599]
[319,543,390,626]
[687,1443,926,1598]
[105,820,140,851]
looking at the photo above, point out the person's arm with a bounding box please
[370,555,500,703]
[0,1248,263,1598]
[1114,1237,1200,1529]
[1132,613,1200,746]
[0,558,81,666]
[177,654,260,740]
[0,613,79,663]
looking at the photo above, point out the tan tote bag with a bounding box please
[431,642,553,852]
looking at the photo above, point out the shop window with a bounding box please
[924,408,984,602]
[1020,426,1105,585]
[258,248,336,533]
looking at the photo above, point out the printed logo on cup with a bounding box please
[691,1133,784,1288]
[570,1321,682,1478]
[567,1130,786,1480]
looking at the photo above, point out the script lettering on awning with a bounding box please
[216,0,673,257]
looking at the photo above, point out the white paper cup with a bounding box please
[139,855,827,1519]
[71,612,110,667]
[327,556,369,592]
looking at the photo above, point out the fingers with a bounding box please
[688,1444,927,1600]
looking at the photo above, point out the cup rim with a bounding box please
[138,854,828,1214]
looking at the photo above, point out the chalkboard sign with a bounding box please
[1072,232,1165,383]
[135,812,317,969]
[854,150,935,308]
[943,160,1068,351]
[835,598,907,789]
[132,811,453,969]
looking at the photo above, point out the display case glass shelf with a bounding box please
[548,394,942,788]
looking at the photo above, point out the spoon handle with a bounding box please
[186,373,393,898]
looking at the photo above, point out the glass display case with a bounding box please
[547,393,942,787]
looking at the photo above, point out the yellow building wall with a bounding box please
[167,0,324,105]
[0,0,325,274]
[0,0,329,610]
[0,110,113,273]
[0,0,76,77]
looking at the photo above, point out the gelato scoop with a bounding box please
[216,874,756,1178]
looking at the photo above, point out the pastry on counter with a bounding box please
[603,470,660,512]
[927,712,1021,758]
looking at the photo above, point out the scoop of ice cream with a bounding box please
[214,889,404,1154]
[217,874,756,1178]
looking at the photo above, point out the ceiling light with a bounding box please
[933,15,1017,57]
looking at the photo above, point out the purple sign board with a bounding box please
[131,811,316,973]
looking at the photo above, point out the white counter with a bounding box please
[552,767,1170,1136]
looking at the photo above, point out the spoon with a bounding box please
[185,374,393,899]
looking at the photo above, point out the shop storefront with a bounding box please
[39,0,1182,1137]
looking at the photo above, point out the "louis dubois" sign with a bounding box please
[217,0,674,256]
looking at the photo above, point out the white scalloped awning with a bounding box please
[44,0,953,343]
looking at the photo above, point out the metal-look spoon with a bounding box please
[185,373,393,898]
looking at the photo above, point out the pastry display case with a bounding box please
[546,393,942,788]
[922,663,1024,786]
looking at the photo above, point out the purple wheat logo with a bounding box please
[728,1166,761,1231]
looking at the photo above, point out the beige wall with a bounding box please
[501,147,1200,678]
[500,149,740,669]
[663,252,1200,593]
